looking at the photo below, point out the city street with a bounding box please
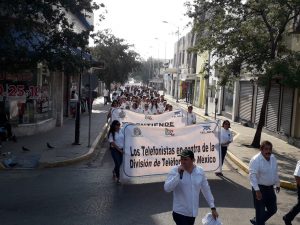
[0,138,298,225]
[1,1,300,225]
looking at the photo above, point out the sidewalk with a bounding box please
[0,97,110,169]
[165,95,299,190]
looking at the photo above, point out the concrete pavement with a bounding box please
[0,97,110,169]
[165,95,299,190]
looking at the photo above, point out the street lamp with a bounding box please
[154,38,160,78]
[162,20,180,103]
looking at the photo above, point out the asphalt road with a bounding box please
[0,139,298,225]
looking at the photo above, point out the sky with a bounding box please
[92,0,192,61]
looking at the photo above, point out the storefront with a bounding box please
[0,63,54,135]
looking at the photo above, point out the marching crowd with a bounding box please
[107,86,173,117]
[106,85,299,225]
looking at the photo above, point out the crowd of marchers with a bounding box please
[106,86,197,122]
[105,85,299,225]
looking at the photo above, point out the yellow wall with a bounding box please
[195,51,209,108]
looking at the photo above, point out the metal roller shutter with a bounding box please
[266,83,280,132]
[239,81,253,122]
[255,86,265,124]
[223,86,234,114]
[280,87,294,136]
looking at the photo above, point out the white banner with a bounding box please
[122,122,221,178]
[111,108,186,128]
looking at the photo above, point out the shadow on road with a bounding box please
[100,148,254,225]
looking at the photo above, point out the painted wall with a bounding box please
[195,52,209,108]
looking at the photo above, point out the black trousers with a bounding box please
[0,122,12,137]
[252,185,277,225]
[221,146,228,165]
[104,96,108,105]
[172,212,195,225]
[284,184,300,222]
[110,147,123,179]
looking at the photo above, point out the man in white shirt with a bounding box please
[249,140,280,225]
[283,160,300,225]
[186,106,196,126]
[164,149,218,225]
[103,88,109,105]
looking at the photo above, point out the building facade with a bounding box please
[1,9,94,136]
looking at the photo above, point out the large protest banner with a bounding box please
[111,108,186,128]
[122,122,221,178]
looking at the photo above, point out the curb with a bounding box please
[39,122,109,168]
[167,97,297,191]
[227,151,297,190]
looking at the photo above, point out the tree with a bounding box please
[91,29,141,92]
[186,0,300,147]
[0,0,105,71]
[131,58,158,85]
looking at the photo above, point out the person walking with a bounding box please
[186,106,196,126]
[164,149,219,225]
[249,140,280,225]
[215,120,232,176]
[103,88,109,105]
[107,100,119,122]
[283,160,300,225]
[69,90,78,118]
[108,120,124,184]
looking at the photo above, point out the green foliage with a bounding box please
[91,29,141,87]
[131,58,162,84]
[0,0,105,71]
[186,0,300,86]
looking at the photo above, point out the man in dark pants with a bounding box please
[283,160,300,225]
[249,141,280,225]
[0,104,15,142]
[164,150,219,225]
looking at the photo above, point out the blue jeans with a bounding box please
[110,147,123,179]
[252,185,277,225]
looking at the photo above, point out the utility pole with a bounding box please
[73,50,83,145]
[204,51,211,116]
[176,26,180,103]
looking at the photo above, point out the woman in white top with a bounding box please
[216,120,233,176]
[108,120,124,184]
[107,100,119,122]
[150,98,159,115]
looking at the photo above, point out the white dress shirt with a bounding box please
[103,89,109,97]
[294,160,300,177]
[249,153,280,191]
[186,112,196,125]
[164,166,215,217]
[108,129,124,149]
[220,127,233,146]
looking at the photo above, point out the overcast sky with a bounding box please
[93,0,192,60]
